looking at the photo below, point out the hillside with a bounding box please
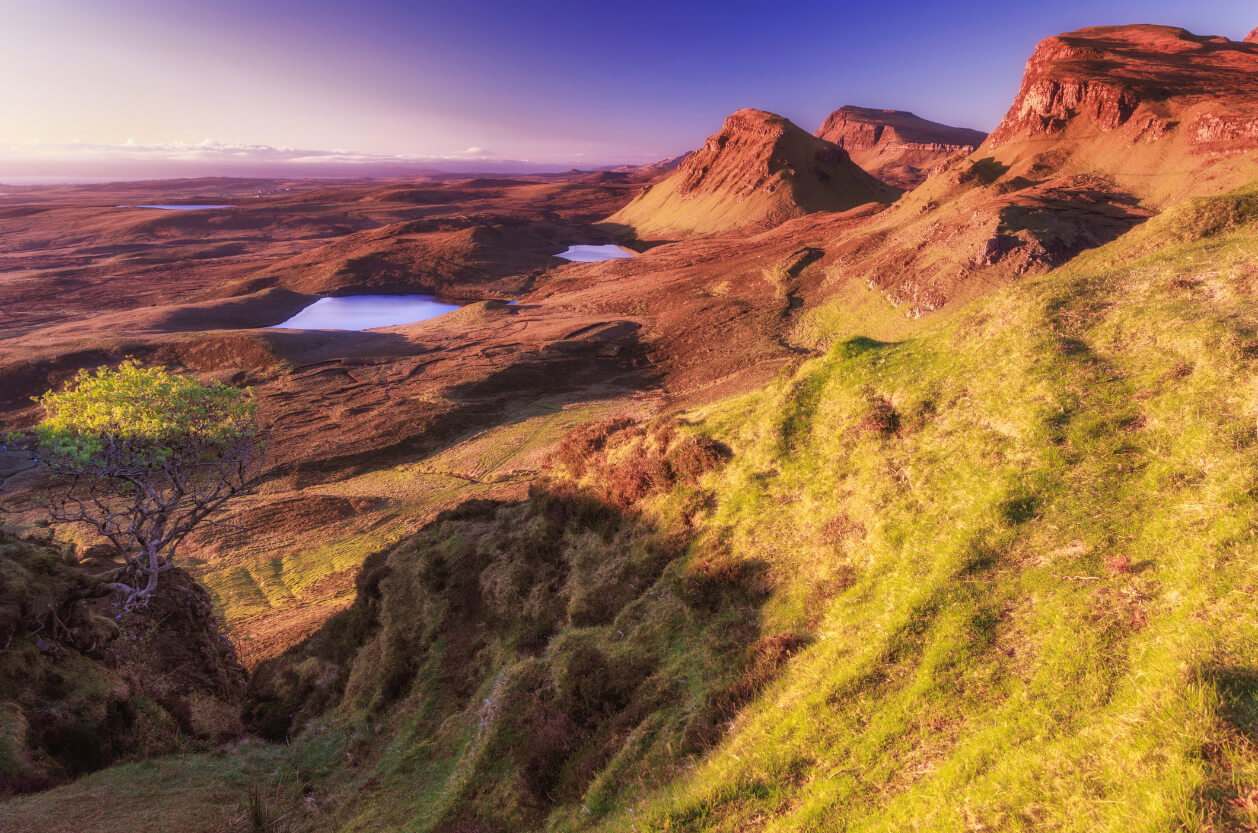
[0,530,246,795]
[6,18,1258,833]
[8,177,1258,833]
[815,106,986,188]
[788,25,1258,319]
[981,24,1258,204]
[605,109,898,239]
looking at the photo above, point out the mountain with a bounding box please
[11,19,1258,833]
[803,24,1258,318]
[980,24,1258,203]
[814,106,986,188]
[604,108,898,238]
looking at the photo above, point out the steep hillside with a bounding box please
[9,180,1258,833]
[802,24,1258,319]
[981,24,1258,204]
[605,109,898,239]
[815,106,986,188]
[0,530,245,796]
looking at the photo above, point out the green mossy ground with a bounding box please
[0,530,247,800]
[6,186,1258,831]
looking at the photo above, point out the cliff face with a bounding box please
[986,25,1258,163]
[837,23,1258,320]
[815,107,986,188]
[605,108,898,238]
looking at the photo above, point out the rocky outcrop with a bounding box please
[605,109,898,238]
[1246,26,1258,44]
[988,25,1258,149]
[815,107,986,188]
[965,24,1258,206]
[988,40,1140,145]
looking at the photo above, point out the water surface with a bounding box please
[272,295,460,330]
[118,204,235,211]
[555,244,636,262]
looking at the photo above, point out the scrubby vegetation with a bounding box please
[0,530,245,796]
[244,418,746,830]
[12,361,268,605]
[7,188,1258,832]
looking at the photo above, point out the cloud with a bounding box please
[0,139,585,179]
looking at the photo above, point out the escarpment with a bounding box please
[815,106,986,188]
[980,25,1258,200]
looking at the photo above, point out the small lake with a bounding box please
[555,244,636,262]
[118,204,235,211]
[272,295,460,330]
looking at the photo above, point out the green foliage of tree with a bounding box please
[15,360,269,606]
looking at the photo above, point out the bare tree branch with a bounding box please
[16,362,272,607]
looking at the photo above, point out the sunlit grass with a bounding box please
[599,196,1258,832]
[7,188,1258,833]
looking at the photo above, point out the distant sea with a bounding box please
[0,176,154,185]
[0,174,415,186]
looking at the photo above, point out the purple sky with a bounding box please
[2,0,1254,178]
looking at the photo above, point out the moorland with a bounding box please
[3,21,1258,833]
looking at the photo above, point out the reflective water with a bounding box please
[555,244,636,262]
[119,204,235,210]
[271,295,460,330]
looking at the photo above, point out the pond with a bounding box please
[271,295,461,331]
[555,244,636,262]
[118,204,235,210]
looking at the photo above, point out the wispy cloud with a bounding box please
[0,139,582,179]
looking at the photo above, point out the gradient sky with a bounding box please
[1,0,1255,176]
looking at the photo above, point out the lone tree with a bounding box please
[19,360,268,606]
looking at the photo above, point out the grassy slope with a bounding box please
[6,187,1258,831]
[0,743,300,833]
[611,188,1258,831]
[191,393,648,666]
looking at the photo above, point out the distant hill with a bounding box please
[604,108,898,238]
[814,106,986,188]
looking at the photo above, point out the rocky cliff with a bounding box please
[815,106,986,188]
[981,25,1258,201]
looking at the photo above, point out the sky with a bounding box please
[1,0,1254,179]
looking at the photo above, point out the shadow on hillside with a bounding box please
[263,316,658,484]
[245,419,796,829]
[1205,664,1258,739]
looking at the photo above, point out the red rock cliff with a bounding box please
[815,107,987,188]
[987,25,1258,149]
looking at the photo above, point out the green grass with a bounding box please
[591,202,1258,832]
[292,199,1258,829]
[788,269,919,350]
[0,742,305,833]
[7,189,1258,833]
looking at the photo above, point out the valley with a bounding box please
[3,19,1258,833]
